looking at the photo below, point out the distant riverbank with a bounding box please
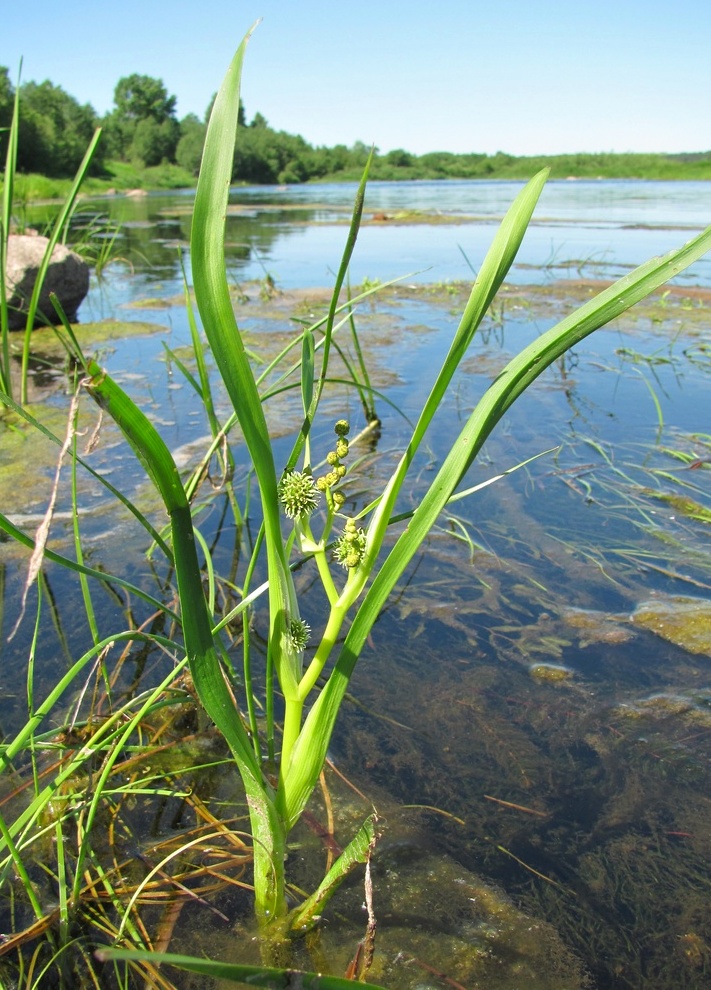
[5,149,711,205]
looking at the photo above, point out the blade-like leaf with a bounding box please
[84,358,288,917]
[19,127,103,402]
[96,949,389,990]
[339,170,549,612]
[0,68,21,397]
[191,25,300,701]
[289,814,377,933]
[279,170,548,824]
[283,217,711,827]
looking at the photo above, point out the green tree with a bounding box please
[323,144,351,174]
[350,140,373,167]
[131,116,180,166]
[384,148,413,168]
[176,113,206,175]
[249,111,268,130]
[234,120,312,184]
[105,73,178,163]
[16,80,100,176]
[114,73,176,123]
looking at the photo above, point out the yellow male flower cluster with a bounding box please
[316,420,351,498]
[334,517,367,569]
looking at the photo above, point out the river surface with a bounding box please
[2,179,711,989]
[26,178,711,315]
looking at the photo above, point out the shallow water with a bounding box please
[3,180,711,988]
[24,179,711,314]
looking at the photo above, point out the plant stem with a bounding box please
[297,602,348,704]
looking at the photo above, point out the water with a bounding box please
[36,178,711,320]
[3,180,711,988]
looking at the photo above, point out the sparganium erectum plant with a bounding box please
[6,25,710,972]
[80,26,711,942]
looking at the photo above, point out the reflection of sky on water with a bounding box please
[56,179,711,324]
[227,219,711,289]
[234,179,711,229]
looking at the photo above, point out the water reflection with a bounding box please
[22,180,711,323]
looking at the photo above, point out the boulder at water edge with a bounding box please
[5,233,89,330]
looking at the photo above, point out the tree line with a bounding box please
[0,67,380,183]
[1,67,710,185]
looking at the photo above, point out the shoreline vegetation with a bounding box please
[6,148,711,205]
[1,65,711,203]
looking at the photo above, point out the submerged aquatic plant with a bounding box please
[2,23,711,982]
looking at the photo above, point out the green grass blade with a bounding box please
[20,127,102,402]
[83,361,258,770]
[313,153,372,409]
[96,949,389,990]
[70,427,99,645]
[278,171,549,823]
[0,632,179,774]
[289,814,376,933]
[180,264,241,515]
[359,169,549,570]
[0,71,20,398]
[84,358,288,918]
[300,328,315,467]
[0,810,44,922]
[345,281,378,422]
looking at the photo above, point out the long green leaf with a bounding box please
[96,949,389,990]
[83,359,287,918]
[278,170,548,824]
[283,216,711,827]
[0,632,180,774]
[289,813,376,933]
[191,25,301,704]
[83,363,257,771]
[0,67,20,397]
[362,170,549,556]
[19,127,103,402]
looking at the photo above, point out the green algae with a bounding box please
[0,402,88,523]
[17,318,168,351]
[642,491,711,525]
[529,663,574,683]
[122,297,175,309]
[202,770,589,990]
[632,596,711,656]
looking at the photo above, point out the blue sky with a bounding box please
[4,1,710,156]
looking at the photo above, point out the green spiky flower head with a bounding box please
[288,618,311,652]
[278,471,321,519]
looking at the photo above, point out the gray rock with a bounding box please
[5,233,90,330]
